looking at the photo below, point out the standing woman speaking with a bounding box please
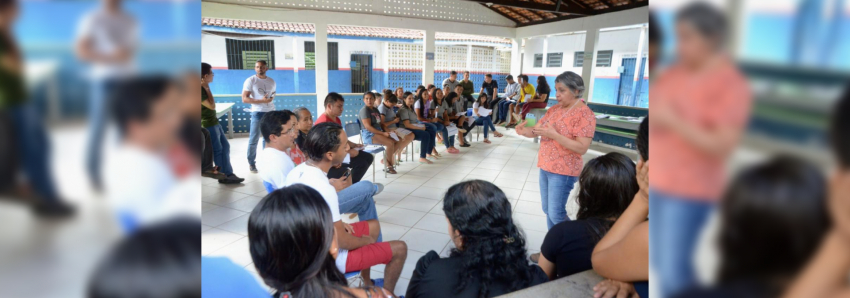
[516,71,595,230]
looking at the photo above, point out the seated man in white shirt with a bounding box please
[284,122,407,294]
[257,110,298,190]
[104,77,200,232]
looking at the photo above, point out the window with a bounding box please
[547,53,562,68]
[596,50,613,67]
[574,51,584,67]
[225,39,275,70]
[304,41,339,70]
[533,54,543,68]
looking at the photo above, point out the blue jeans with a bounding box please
[361,129,375,145]
[539,169,578,229]
[86,79,113,187]
[473,116,496,139]
[497,100,514,122]
[9,104,58,203]
[432,121,454,148]
[411,125,436,158]
[338,181,382,242]
[649,189,713,298]
[247,111,267,167]
[207,124,234,175]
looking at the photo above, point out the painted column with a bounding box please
[466,44,473,73]
[422,29,436,87]
[630,25,646,106]
[581,28,600,102]
[510,38,521,76]
[315,23,329,115]
[293,37,300,93]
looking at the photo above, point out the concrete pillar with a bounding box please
[581,28,599,101]
[315,23,329,115]
[466,44,473,73]
[510,38,521,77]
[422,29,436,86]
[293,38,300,93]
[630,25,646,106]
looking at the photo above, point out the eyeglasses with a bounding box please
[275,124,297,137]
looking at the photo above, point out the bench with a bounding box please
[496,270,605,298]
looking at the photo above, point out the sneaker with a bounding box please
[374,183,384,195]
[249,164,258,173]
[33,201,75,218]
[202,170,227,180]
[219,174,244,184]
[460,143,471,147]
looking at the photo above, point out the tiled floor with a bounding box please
[202,125,603,295]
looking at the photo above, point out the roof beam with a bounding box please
[516,13,585,27]
[597,0,647,14]
[464,0,595,15]
[486,6,526,24]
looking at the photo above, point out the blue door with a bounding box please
[617,57,646,107]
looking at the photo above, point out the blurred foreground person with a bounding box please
[782,85,850,298]
[103,76,199,232]
[0,0,74,217]
[88,217,201,298]
[674,157,829,298]
[76,0,137,190]
[649,3,752,296]
[249,185,395,298]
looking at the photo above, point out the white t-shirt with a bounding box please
[76,9,138,79]
[258,147,295,190]
[504,82,521,101]
[284,164,340,222]
[104,144,200,230]
[243,75,277,112]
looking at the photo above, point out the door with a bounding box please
[351,54,372,93]
[616,57,646,106]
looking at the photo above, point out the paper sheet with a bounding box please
[343,153,351,164]
[389,131,399,141]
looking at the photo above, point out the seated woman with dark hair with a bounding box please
[406,180,548,298]
[675,156,829,298]
[249,184,395,298]
[538,152,638,280]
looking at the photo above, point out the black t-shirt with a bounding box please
[537,84,551,104]
[481,80,499,98]
[406,251,548,298]
[295,131,306,150]
[540,218,609,279]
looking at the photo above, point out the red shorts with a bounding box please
[345,221,393,272]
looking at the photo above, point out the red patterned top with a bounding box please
[286,144,307,166]
[537,102,596,176]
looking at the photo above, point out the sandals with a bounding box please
[483,139,491,144]
[385,166,397,174]
[419,158,434,164]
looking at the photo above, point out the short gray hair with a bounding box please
[292,107,310,120]
[555,71,585,98]
[676,2,727,49]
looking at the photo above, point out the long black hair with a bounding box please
[536,75,550,95]
[444,91,459,106]
[717,156,829,294]
[636,116,648,161]
[88,218,201,298]
[248,184,354,298]
[443,180,535,298]
[575,152,639,241]
[476,93,489,109]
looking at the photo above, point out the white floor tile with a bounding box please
[380,207,427,227]
[502,188,523,200]
[394,196,440,212]
[524,229,548,252]
[428,203,446,216]
[515,200,546,217]
[376,204,391,216]
[474,163,504,171]
[381,182,420,196]
[379,222,411,241]
[400,228,452,254]
[518,190,541,202]
[225,195,264,212]
[373,192,405,206]
[202,202,221,213]
[514,213,549,233]
[216,213,251,236]
[202,228,244,255]
[412,213,450,234]
[208,238,253,267]
[202,189,253,206]
[522,180,541,192]
[424,177,461,189]
[202,207,248,227]
[464,174,496,182]
[408,186,447,200]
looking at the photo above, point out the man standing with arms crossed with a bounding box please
[242,60,275,173]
